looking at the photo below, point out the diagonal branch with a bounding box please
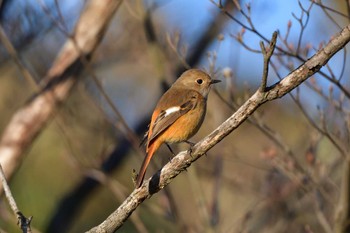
[0,0,122,192]
[86,24,350,233]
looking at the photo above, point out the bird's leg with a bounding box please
[166,143,176,156]
[165,143,177,163]
[165,144,187,171]
[184,140,196,157]
[184,141,207,157]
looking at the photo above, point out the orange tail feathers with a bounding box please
[136,141,161,187]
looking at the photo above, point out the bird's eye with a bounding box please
[196,79,203,84]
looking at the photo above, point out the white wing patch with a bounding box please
[164,106,181,117]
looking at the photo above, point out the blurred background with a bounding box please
[0,0,349,232]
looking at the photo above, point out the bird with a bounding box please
[136,69,220,187]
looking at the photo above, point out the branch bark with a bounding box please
[0,0,122,193]
[86,24,350,233]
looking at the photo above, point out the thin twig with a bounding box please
[259,31,278,92]
[166,32,191,69]
[334,160,350,233]
[313,191,333,233]
[311,0,349,20]
[0,164,32,233]
[293,1,314,54]
[0,26,38,88]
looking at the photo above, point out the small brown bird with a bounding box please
[136,69,220,187]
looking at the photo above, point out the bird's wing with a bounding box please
[148,92,198,144]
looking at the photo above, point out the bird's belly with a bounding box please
[162,106,206,143]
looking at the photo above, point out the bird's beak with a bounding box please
[210,79,221,85]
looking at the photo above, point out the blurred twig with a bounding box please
[0,164,32,233]
[0,25,38,87]
[174,0,232,77]
[292,1,314,54]
[313,191,333,233]
[210,154,223,227]
[89,74,144,156]
[187,166,213,233]
[311,0,349,22]
[334,160,350,233]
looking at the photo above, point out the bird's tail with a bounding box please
[136,141,160,187]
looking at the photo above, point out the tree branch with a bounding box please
[86,24,350,233]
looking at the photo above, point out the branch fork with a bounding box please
[259,31,278,92]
